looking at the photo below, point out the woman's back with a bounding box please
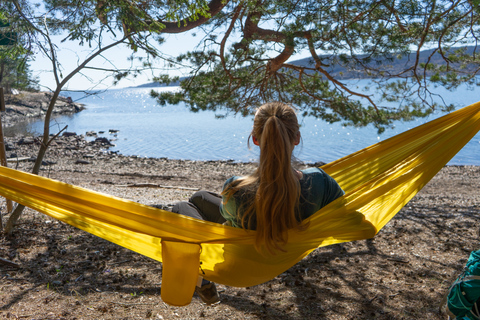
[221,167,344,229]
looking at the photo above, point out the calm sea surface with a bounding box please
[20,81,480,165]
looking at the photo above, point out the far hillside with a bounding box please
[291,46,478,79]
[136,46,477,87]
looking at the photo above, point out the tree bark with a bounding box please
[0,87,13,231]
[4,90,60,234]
[158,0,229,34]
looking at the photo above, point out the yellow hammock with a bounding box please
[0,102,479,306]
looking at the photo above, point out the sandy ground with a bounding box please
[0,134,479,320]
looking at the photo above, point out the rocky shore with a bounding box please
[0,97,479,319]
[2,90,85,127]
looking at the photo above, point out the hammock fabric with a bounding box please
[0,102,479,306]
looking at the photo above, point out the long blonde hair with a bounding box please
[222,102,301,253]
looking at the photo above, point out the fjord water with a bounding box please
[24,84,480,165]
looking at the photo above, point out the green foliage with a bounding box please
[0,4,38,91]
[0,56,38,91]
[8,0,480,131]
[152,0,480,133]
[41,0,215,51]
[130,290,143,297]
[7,0,218,91]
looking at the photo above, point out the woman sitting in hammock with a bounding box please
[172,102,344,304]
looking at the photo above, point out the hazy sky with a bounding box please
[29,31,201,91]
[30,27,310,92]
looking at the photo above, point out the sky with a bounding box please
[30,31,203,91]
[30,27,311,92]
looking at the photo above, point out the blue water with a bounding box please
[25,83,480,165]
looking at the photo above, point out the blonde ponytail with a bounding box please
[223,102,301,253]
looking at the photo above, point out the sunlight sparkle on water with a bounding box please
[17,85,480,164]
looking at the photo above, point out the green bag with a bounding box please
[444,250,480,319]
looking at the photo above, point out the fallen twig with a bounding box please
[118,183,199,191]
[107,260,131,266]
[6,157,31,163]
[387,258,409,263]
[0,257,20,268]
[110,301,156,306]
[6,277,26,281]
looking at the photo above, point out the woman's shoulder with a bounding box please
[301,166,326,177]
[300,166,344,207]
[225,175,242,183]
[300,167,343,192]
[223,175,242,189]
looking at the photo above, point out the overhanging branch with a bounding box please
[158,0,229,34]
